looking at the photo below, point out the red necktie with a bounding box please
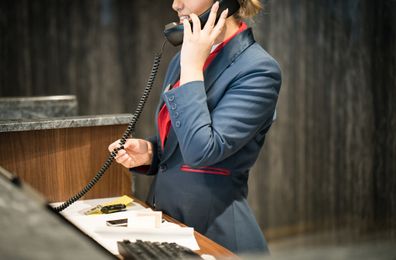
[158,23,248,149]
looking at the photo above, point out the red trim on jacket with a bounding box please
[180,165,231,176]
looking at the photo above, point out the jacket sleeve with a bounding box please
[162,58,281,167]
[129,136,159,175]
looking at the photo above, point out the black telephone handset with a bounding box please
[164,0,240,46]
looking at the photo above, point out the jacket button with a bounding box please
[168,95,175,101]
[171,103,177,110]
[174,111,179,118]
[160,164,167,171]
[175,121,181,127]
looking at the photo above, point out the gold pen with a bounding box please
[84,203,126,215]
[84,205,103,215]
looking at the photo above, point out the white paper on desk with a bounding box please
[66,210,153,232]
[130,211,162,228]
[128,215,156,228]
[94,226,200,254]
[53,199,200,255]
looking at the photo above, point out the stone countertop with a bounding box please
[0,114,134,132]
[0,95,78,119]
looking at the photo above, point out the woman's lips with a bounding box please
[179,15,190,23]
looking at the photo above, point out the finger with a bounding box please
[203,1,219,32]
[124,139,138,151]
[190,13,201,35]
[123,157,135,168]
[114,149,126,160]
[108,139,121,152]
[211,9,228,40]
[183,18,192,40]
[116,152,129,164]
[114,150,125,162]
[120,154,131,165]
[126,139,148,155]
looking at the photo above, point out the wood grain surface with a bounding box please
[0,125,132,202]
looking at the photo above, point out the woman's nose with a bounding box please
[172,0,183,13]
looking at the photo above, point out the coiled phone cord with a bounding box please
[53,40,167,212]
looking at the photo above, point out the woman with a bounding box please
[109,0,281,254]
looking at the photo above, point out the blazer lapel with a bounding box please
[160,29,256,163]
[203,28,256,92]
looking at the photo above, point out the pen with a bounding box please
[100,203,126,214]
[84,203,127,215]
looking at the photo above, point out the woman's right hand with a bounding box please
[108,138,153,168]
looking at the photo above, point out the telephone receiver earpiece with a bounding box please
[164,0,240,46]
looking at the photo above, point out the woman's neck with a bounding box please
[214,17,241,44]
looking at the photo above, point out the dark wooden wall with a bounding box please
[1,0,395,241]
[249,0,396,240]
[0,0,177,118]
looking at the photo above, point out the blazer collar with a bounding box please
[160,28,256,163]
[163,28,255,90]
[204,28,255,92]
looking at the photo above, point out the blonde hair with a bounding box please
[235,0,262,19]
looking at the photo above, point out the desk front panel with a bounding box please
[0,125,131,202]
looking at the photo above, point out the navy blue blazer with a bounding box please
[133,28,281,254]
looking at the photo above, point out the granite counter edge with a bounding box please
[0,114,134,132]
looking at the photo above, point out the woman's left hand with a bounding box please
[180,1,228,85]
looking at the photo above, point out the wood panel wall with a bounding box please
[0,0,395,241]
[248,0,396,240]
[0,125,132,202]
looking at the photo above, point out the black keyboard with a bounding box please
[117,239,202,259]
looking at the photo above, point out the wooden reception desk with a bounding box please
[0,114,133,202]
